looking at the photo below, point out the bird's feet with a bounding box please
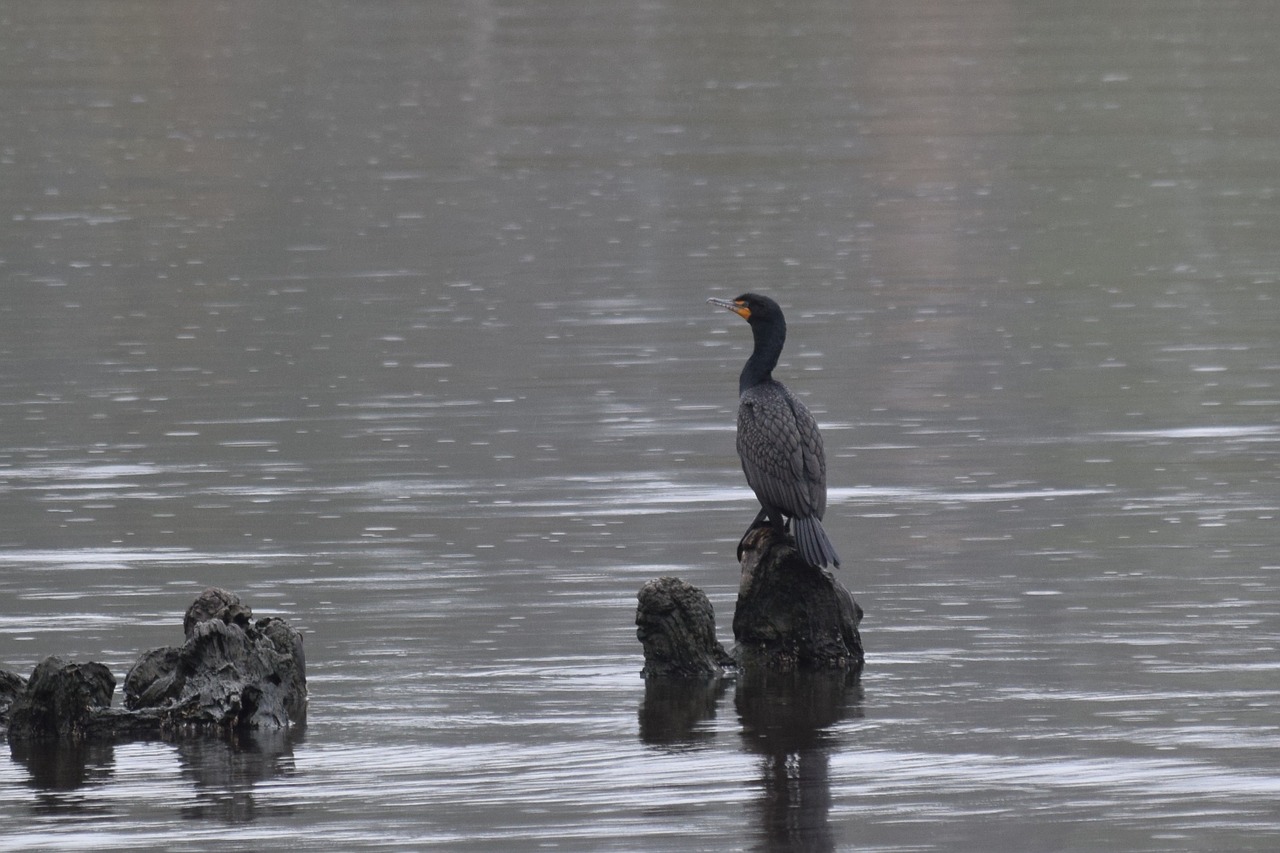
[737,518,783,562]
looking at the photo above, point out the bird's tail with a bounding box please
[793,516,841,570]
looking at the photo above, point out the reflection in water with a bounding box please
[640,669,863,852]
[8,728,302,824]
[178,727,303,823]
[8,738,117,815]
[638,678,731,748]
[737,670,863,853]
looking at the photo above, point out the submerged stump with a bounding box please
[636,577,735,679]
[0,668,26,722]
[4,658,116,740]
[124,587,308,731]
[636,528,863,677]
[732,527,863,670]
[2,587,306,742]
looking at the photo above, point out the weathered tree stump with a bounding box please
[182,585,253,637]
[4,658,116,740]
[124,587,307,731]
[732,527,863,670]
[636,577,735,678]
[635,528,863,677]
[0,668,25,722]
[2,587,306,742]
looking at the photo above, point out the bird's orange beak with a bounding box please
[707,297,750,320]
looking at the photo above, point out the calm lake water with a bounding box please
[2,1,1279,850]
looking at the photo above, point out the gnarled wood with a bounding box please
[636,577,735,679]
[3,588,306,742]
[732,527,863,670]
[636,528,863,678]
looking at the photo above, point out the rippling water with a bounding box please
[3,1,1279,850]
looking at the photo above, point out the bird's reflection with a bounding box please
[737,668,862,852]
[638,668,862,851]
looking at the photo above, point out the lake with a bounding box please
[1,1,1278,850]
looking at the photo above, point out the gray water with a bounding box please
[2,1,1279,850]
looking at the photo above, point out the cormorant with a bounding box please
[708,293,841,570]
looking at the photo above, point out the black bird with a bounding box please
[708,293,840,570]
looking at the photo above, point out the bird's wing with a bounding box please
[737,385,815,518]
[786,390,828,519]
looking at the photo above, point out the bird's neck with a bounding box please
[739,322,785,395]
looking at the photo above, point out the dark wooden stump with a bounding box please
[635,528,864,678]
[733,527,863,670]
[0,668,25,723]
[125,588,308,730]
[2,588,306,742]
[5,657,116,740]
[636,577,736,679]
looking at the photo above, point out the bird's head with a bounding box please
[706,293,784,327]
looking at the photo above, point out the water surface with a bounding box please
[2,1,1279,850]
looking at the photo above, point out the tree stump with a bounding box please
[635,528,863,677]
[2,588,306,741]
[125,587,307,730]
[732,527,863,670]
[0,668,25,723]
[5,657,116,740]
[636,577,736,679]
